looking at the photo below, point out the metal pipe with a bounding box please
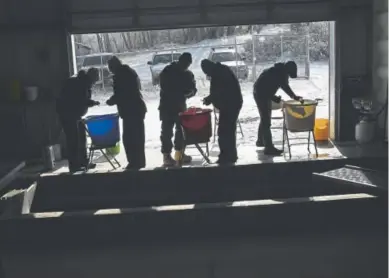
[305,34,310,79]
[251,26,256,81]
[234,35,238,76]
[280,34,284,61]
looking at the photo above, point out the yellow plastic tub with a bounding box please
[9,80,21,102]
[314,118,329,141]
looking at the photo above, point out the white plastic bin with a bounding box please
[283,99,318,132]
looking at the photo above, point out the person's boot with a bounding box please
[81,162,96,170]
[264,146,283,156]
[163,153,176,167]
[216,153,237,165]
[182,154,192,163]
[256,140,265,147]
[174,151,192,164]
[216,158,236,165]
[125,164,141,171]
[69,165,85,173]
[79,158,96,170]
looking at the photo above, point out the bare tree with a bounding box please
[111,36,120,53]
[96,34,104,52]
[85,25,259,53]
[74,34,83,44]
[103,33,113,53]
[121,33,131,51]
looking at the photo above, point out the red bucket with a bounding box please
[179,107,212,145]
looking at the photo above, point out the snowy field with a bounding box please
[84,36,330,169]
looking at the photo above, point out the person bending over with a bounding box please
[253,61,303,156]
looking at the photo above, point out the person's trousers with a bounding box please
[218,107,241,162]
[122,117,146,168]
[254,95,274,148]
[60,117,87,170]
[160,112,184,154]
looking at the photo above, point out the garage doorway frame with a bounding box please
[328,21,339,141]
[68,21,340,141]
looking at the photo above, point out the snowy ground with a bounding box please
[83,36,331,169]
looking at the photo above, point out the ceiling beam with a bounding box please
[265,0,275,21]
[0,22,65,32]
[199,0,208,23]
[70,0,332,15]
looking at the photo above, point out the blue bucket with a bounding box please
[85,113,120,147]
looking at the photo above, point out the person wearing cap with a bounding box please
[106,56,147,170]
[201,59,243,165]
[253,61,303,156]
[159,52,197,167]
[57,68,100,172]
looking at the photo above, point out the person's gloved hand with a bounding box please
[273,95,282,104]
[294,95,304,104]
[184,89,197,99]
[106,98,114,106]
[202,96,211,106]
[88,100,100,107]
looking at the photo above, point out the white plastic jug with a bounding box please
[25,86,39,102]
[355,119,375,144]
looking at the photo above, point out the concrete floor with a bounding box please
[16,138,387,178]
[41,138,344,175]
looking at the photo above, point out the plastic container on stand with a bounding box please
[84,114,120,146]
[283,99,318,132]
[355,117,376,144]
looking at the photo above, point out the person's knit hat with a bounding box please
[285,61,297,78]
[179,52,192,64]
[200,59,215,75]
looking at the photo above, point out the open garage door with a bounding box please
[69,0,370,33]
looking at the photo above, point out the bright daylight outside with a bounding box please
[72,22,331,169]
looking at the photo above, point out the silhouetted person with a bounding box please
[106,56,147,170]
[159,52,197,166]
[201,59,243,164]
[57,68,100,172]
[253,61,303,156]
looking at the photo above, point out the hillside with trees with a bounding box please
[75,22,329,62]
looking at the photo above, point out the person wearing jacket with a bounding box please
[201,59,243,164]
[159,52,197,166]
[57,68,100,172]
[106,56,147,170]
[253,61,303,156]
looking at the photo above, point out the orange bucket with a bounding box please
[314,118,329,141]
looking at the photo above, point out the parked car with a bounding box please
[81,53,114,88]
[147,51,182,86]
[208,47,249,80]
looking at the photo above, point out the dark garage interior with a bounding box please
[0,0,388,277]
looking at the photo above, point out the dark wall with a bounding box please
[336,7,373,141]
